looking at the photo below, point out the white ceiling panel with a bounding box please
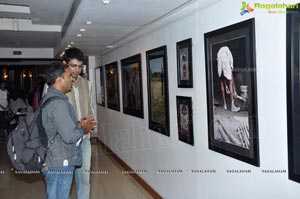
[0,0,194,56]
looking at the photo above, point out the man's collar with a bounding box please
[72,76,82,88]
[48,87,68,98]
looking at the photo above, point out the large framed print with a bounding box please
[177,38,193,88]
[121,54,144,118]
[204,18,259,166]
[95,66,105,106]
[176,96,194,145]
[105,62,120,111]
[146,46,169,136]
[287,6,300,183]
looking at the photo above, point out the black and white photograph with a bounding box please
[95,66,105,106]
[121,54,143,118]
[176,96,194,145]
[204,18,259,166]
[177,38,193,88]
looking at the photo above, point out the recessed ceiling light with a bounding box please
[106,45,113,48]
[76,34,82,37]
[70,41,74,44]
[80,28,85,32]
[86,21,92,25]
[102,0,111,5]
[67,45,71,48]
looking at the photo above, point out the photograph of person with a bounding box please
[176,96,193,145]
[211,38,250,149]
[179,48,189,81]
[179,104,189,135]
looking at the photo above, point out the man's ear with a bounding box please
[63,60,66,64]
[56,75,63,83]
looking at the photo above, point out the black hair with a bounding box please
[62,47,84,62]
[36,76,45,88]
[45,62,67,85]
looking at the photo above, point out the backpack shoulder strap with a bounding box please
[31,96,65,126]
[40,96,65,109]
[36,96,65,146]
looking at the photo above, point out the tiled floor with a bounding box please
[0,141,153,199]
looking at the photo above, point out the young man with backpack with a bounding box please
[42,62,95,199]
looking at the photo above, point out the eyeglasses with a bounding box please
[68,64,83,68]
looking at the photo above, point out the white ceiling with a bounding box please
[0,0,194,57]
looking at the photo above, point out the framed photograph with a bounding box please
[177,38,193,88]
[146,46,169,136]
[121,54,144,118]
[105,61,120,111]
[287,6,300,183]
[204,18,259,166]
[176,96,194,145]
[95,66,105,106]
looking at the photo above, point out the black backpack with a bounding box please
[6,96,62,171]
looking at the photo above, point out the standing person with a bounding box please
[42,62,95,199]
[30,76,45,110]
[8,90,27,125]
[217,46,240,112]
[63,47,96,199]
[0,80,9,135]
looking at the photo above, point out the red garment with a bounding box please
[32,89,39,110]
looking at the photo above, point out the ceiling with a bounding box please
[0,0,194,57]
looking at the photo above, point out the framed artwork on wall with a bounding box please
[146,45,170,136]
[121,54,144,118]
[177,38,193,88]
[287,6,300,183]
[105,61,120,111]
[204,18,259,166]
[176,96,194,145]
[95,66,105,106]
[100,66,106,106]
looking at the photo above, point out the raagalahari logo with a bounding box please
[240,2,254,16]
[240,2,299,15]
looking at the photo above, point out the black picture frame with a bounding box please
[204,18,259,166]
[95,66,105,106]
[177,38,193,88]
[146,45,169,136]
[121,54,144,118]
[176,96,194,145]
[105,61,120,111]
[287,6,300,183]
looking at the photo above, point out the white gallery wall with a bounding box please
[95,0,300,198]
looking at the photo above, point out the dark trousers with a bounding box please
[0,111,8,129]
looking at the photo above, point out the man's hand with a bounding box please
[78,117,97,134]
